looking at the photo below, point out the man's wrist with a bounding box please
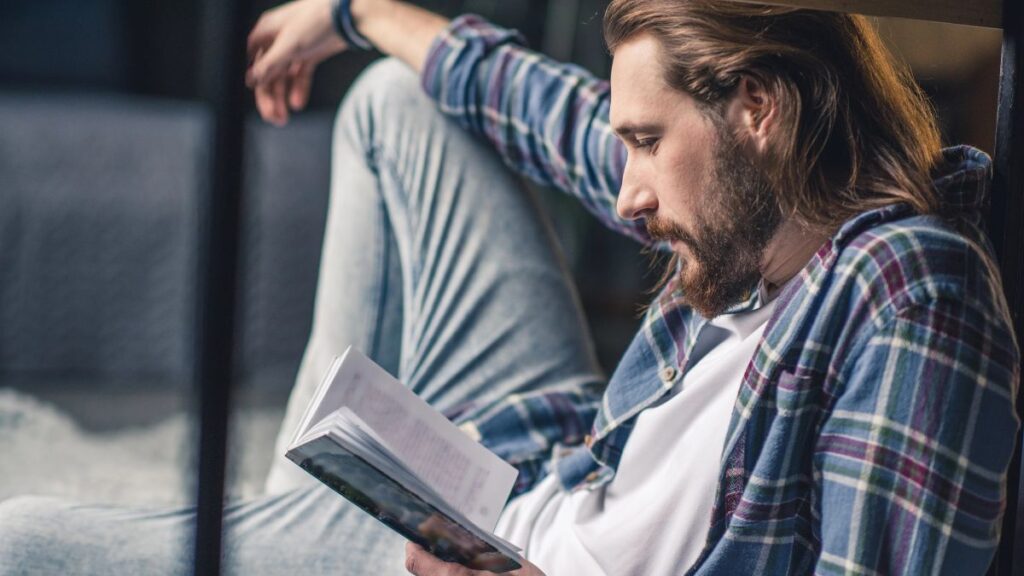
[349,0,392,34]
[344,0,450,74]
[332,0,375,50]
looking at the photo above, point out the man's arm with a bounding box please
[247,0,650,243]
[352,1,448,72]
[444,379,602,497]
[415,14,646,242]
[815,296,1020,574]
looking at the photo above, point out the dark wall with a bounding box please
[1,0,134,90]
[0,0,579,103]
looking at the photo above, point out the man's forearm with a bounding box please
[351,0,450,74]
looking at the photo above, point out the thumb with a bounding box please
[405,543,470,575]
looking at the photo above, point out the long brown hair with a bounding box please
[604,0,943,236]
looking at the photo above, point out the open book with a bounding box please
[285,346,524,573]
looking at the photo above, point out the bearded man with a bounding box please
[0,0,1018,575]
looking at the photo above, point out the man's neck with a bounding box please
[759,219,827,297]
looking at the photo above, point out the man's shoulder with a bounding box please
[829,211,1001,314]
[804,210,1017,397]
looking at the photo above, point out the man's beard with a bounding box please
[646,126,782,318]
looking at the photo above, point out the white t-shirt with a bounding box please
[495,299,777,576]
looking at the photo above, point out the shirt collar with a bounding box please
[831,145,991,249]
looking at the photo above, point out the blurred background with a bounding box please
[0,0,1003,512]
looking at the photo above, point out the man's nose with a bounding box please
[616,170,658,221]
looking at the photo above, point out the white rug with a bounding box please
[0,388,283,506]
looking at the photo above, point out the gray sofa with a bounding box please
[0,92,336,502]
[0,92,336,412]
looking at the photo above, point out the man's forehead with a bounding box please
[609,34,674,132]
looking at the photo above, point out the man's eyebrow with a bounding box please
[612,122,661,139]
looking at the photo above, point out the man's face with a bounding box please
[610,34,782,317]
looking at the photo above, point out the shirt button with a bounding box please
[659,366,677,383]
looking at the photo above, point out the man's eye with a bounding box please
[636,138,658,150]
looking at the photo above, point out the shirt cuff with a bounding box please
[419,14,528,103]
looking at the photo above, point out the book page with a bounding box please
[290,353,346,444]
[294,346,517,531]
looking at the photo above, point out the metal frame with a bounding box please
[188,0,1024,573]
[192,0,249,573]
[730,0,1002,28]
[990,1,1024,573]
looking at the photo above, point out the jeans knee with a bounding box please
[338,58,420,118]
[354,57,421,98]
[334,57,442,150]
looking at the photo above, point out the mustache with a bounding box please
[646,215,698,248]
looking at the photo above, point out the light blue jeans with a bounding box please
[0,58,602,575]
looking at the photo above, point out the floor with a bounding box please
[0,384,287,507]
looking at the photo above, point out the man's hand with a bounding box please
[246,0,448,126]
[246,0,348,125]
[404,543,547,576]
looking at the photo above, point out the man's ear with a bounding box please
[725,75,777,155]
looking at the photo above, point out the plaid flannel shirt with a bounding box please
[424,15,1021,575]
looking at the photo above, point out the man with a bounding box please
[248,1,1021,574]
[0,0,1017,575]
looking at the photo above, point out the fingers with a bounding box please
[253,53,313,125]
[254,76,289,126]
[288,61,313,111]
[272,77,289,124]
[245,0,347,124]
[246,9,286,85]
[404,542,474,576]
[254,79,276,125]
[250,30,299,86]
[246,16,276,62]
[246,6,296,125]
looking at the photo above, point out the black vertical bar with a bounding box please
[193,0,249,573]
[990,0,1024,574]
